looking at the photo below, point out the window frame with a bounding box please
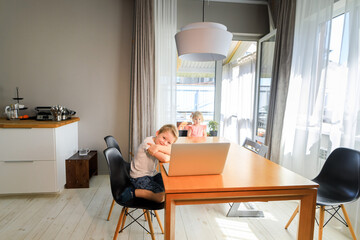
[253,29,277,144]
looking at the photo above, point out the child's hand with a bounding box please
[147,143,159,156]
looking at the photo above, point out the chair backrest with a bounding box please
[104,135,122,154]
[103,147,131,201]
[314,147,360,201]
[178,130,188,137]
[258,145,269,158]
[243,138,268,157]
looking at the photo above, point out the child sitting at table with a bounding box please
[187,111,207,137]
[120,124,178,203]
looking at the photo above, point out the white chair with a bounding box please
[227,138,268,217]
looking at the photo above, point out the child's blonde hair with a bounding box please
[158,124,179,141]
[191,111,204,122]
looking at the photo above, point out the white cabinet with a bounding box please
[0,121,78,194]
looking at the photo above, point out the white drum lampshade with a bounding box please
[175,22,233,61]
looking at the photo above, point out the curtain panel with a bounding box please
[129,0,156,155]
[279,0,333,178]
[220,54,256,145]
[336,0,360,234]
[154,0,177,130]
[265,0,296,163]
[279,0,360,236]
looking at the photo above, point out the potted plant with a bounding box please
[208,120,219,136]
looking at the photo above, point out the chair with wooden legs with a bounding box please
[285,147,360,240]
[104,136,152,225]
[227,138,268,217]
[104,135,122,221]
[104,147,164,240]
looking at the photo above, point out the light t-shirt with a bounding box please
[188,125,206,137]
[130,136,158,179]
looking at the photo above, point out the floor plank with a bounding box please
[54,183,104,239]
[0,175,354,240]
[68,176,110,240]
[23,191,80,240]
[0,196,48,239]
[0,196,32,230]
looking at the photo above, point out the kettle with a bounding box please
[5,104,19,120]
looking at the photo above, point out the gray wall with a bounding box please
[178,0,270,40]
[0,0,134,174]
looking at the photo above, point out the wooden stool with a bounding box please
[65,150,98,188]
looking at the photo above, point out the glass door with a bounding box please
[254,30,276,144]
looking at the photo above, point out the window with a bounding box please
[323,13,346,125]
[176,60,216,127]
[220,41,257,144]
[321,9,356,153]
[254,31,276,144]
[320,0,360,156]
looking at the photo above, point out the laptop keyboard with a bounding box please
[163,163,170,175]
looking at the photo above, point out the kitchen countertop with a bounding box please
[0,117,80,128]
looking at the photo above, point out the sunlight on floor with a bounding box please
[214,203,283,240]
[216,218,258,240]
[262,210,278,222]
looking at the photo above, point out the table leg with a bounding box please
[227,202,264,217]
[164,196,176,240]
[297,190,317,240]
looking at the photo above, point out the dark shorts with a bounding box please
[130,173,164,193]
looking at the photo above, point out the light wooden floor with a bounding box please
[0,175,353,240]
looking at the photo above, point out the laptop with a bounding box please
[163,142,231,176]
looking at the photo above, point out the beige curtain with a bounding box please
[154,0,177,130]
[129,0,156,156]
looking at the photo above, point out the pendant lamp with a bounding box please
[175,0,233,62]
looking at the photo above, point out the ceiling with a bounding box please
[176,0,271,76]
[177,40,257,77]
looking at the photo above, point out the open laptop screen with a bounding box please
[164,138,230,176]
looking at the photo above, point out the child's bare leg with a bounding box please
[135,189,165,203]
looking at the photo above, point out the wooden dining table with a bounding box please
[161,139,318,240]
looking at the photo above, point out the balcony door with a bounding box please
[254,30,276,144]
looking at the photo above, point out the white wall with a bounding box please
[0,0,134,174]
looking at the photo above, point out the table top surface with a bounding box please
[161,140,318,194]
[0,117,80,128]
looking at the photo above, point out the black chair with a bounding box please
[104,135,121,153]
[178,130,188,137]
[104,147,164,240]
[227,138,269,217]
[243,137,268,157]
[104,135,147,222]
[104,136,124,221]
[285,147,360,240]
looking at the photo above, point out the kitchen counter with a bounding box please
[0,117,80,128]
[0,118,79,194]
